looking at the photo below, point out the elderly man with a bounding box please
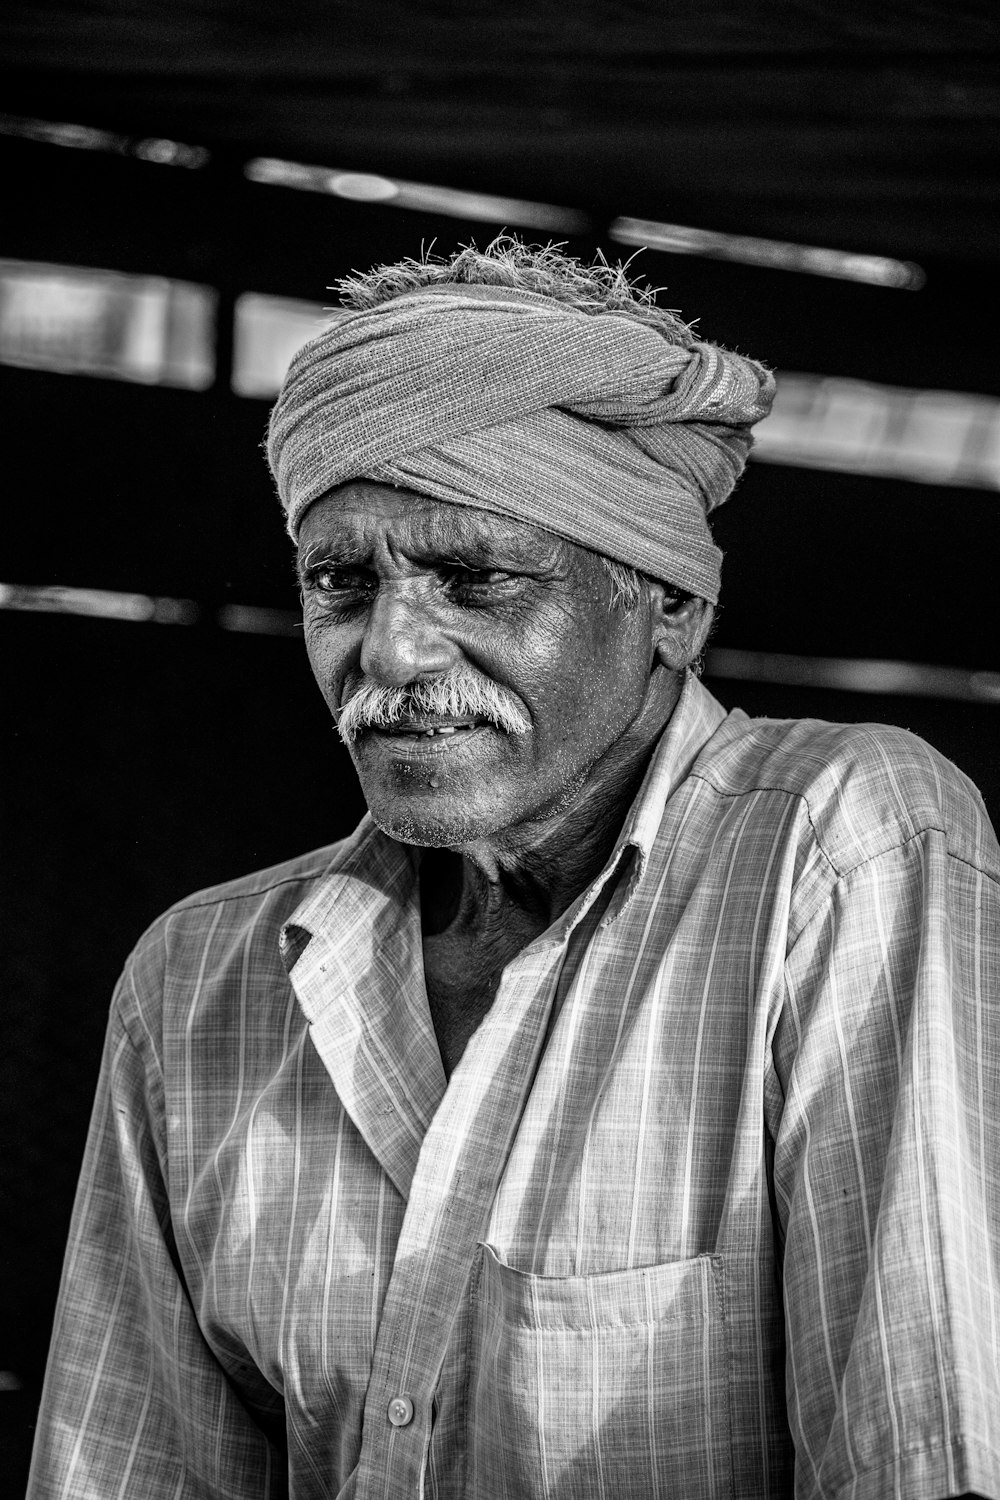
[30,239,1000,1499]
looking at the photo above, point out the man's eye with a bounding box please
[445,567,514,603]
[309,567,371,596]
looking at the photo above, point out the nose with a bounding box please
[360,586,461,686]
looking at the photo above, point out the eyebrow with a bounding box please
[297,538,370,575]
[416,511,567,570]
[297,517,563,578]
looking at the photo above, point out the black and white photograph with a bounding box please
[2,4,999,1496]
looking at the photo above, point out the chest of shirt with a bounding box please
[169,832,795,1355]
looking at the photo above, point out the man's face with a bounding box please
[298,482,662,849]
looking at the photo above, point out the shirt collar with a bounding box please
[615,671,729,867]
[586,671,729,928]
[279,816,416,984]
[280,670,730,974]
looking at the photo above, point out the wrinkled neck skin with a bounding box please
[420,663,680,950]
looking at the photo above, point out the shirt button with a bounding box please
[387,1395,414,1427]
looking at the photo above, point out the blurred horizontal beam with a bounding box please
[3,583,999,704]
[0,257,217,390]
[753,374,1000,490]
[705,648,1000,704]
[0,582,200,625]
[0,111,209,168]
[245,156,592,234]
[610,216,925,288]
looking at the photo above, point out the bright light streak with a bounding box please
[0,258,216,390]
[132,137,210,169]
[245,157,591,233]
[0,113,126,152]
[0,583,199,624]
[609,216,925,289]
[232,293,335,398]
[0,113,209,168]
[327,172,400,203]
[706,649,1000,704]
[755,374,1000,490]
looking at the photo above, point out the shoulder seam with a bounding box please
[165,861,333,917]
[834,824,944,879]
[948,848,1000,888]
[791,836,1000,950]
[689,771,842,876]
[689,769,997,884]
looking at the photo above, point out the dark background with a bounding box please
[2,1,999,1485]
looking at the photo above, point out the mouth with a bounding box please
[370,718,487,745]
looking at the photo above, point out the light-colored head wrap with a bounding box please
[267,273,775,602]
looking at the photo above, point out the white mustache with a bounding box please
[335,668,530,744]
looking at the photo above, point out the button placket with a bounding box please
[356,956,565,1500]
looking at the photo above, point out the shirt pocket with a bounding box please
[465,1244,733,1500]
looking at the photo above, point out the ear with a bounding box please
[647,584,714,673]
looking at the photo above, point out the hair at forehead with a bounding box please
[334,233,695,345]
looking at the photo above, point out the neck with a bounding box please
[421,671,681,942]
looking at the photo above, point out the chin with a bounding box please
[366,792,510,850]
[370,809,492,849]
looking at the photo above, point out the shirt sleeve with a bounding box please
[774,827,1000,1500]
[26,963,287,1499]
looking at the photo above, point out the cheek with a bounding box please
[303,626,349,710]
[524,614,647,729]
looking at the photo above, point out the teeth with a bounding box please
[390,723,475,738]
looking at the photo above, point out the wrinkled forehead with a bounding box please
[296,480,571,567]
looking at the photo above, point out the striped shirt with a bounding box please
[29,675,1000,1500]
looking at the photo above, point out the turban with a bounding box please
[267,282,775,602]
